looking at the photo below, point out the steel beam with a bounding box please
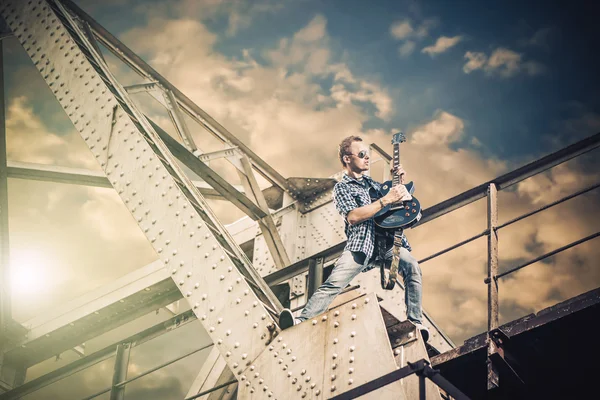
[162,89,197,152]
[109,343,130,400]
[0,36,13,392]
[147,119,267,220]
[0,310,198,400]
[185,347,235,400]
[61,0,290,192]
[2,261,181,367]
[0,36,9,339]
[237,155,290,269]
[307,257,324,298]
[6,161,247,200]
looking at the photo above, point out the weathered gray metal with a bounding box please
[0,0,286,388]
[6,160,249,200]
[238,292,407,399]
[486,183,499,390]
[109,343,130,400]
[61,0,290,192]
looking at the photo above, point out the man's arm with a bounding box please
[347,184,412,226]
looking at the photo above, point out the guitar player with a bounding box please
[279,135,430,342]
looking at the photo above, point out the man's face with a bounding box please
[345,141,370,172]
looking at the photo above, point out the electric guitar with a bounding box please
[370,132,422,229]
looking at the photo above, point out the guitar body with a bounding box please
[370,180,422,229]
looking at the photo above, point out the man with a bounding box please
[279,135,429,342]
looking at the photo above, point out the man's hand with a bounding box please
[383,184,412,205]
[390,164,407,184]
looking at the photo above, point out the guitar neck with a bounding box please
[392,142,401,187]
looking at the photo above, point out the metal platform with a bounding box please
[432,287,600,399]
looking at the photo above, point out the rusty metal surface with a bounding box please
[431,287,600,399]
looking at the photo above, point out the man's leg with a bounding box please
[397,247,428,340]
[280,250,365,328]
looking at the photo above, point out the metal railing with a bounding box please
[4,130,598,399]
[329,359,470,400]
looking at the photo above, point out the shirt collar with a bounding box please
[342,173,373,184]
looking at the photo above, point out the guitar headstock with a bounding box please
[391,131,406,145]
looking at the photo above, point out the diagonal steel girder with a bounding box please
[60,0,290,193]
[0,0,290,384]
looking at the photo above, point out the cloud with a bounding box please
[422,35,463,56]
[410,111,465,145]
[131,0,288,37]
[390,20,414,40]
[6,96,98,169]
[390,18,438,58]
[398,40,416,57]
[390,111,600,342]
[463,47,545,78]
[463,51,488,73]
[120,13,394,181]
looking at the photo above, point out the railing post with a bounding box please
[110,343,131,400]
[486,183,499,390]
[0,37,12,364]
[307,257,324,298]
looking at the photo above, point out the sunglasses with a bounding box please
[348,150,369,159]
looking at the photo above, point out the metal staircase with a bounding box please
[0,0,447,398]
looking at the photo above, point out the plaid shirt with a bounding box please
[333,173,412,267]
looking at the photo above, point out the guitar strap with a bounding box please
[377,229,404,290]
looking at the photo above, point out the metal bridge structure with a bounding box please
[0,1,599,399]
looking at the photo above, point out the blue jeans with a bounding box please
[298,248,423,324]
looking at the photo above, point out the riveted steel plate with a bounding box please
[238,311,328,399]
[323,293,407,399]
[0,0,274,372]
[305,202,346,256]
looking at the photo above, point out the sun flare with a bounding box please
[10,250,51,296]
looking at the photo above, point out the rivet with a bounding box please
[352,314,357,320]
[209,327,215,332]
[394,348,401,355]
[365,298,370,303]
[351,303,357,309]
[348,379,353,385]
[333,338,338,344]
[351,331,356,337]
[322,316,327,322]
[332,353,338,359]
[334,311,340,316]
[350,346,355,352]
[312,320,317,325]
[334,322,339,328]
[349,356,355,363]
[349,368,354,374]
[226,330,231,336]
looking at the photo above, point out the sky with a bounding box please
[2,0,600,398]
